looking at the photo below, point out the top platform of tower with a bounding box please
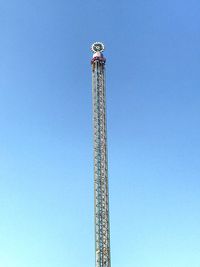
[91,53,106,64]
[91,42,106,64]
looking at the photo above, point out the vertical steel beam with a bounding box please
[91,43,111,267]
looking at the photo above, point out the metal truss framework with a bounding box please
[91,54,111,267]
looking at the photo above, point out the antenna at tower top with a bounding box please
[91,42,105,53]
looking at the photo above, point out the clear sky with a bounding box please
[1,0,200,266]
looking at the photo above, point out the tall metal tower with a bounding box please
[91,42,111,267]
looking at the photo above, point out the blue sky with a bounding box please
[0,0,200,266]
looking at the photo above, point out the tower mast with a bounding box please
[91,42,111,267]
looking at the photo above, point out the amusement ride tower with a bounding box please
[91,42,111,267]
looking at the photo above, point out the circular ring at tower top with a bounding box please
[91,42,105,53]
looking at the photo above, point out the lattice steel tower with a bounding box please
[91,42,111,267]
